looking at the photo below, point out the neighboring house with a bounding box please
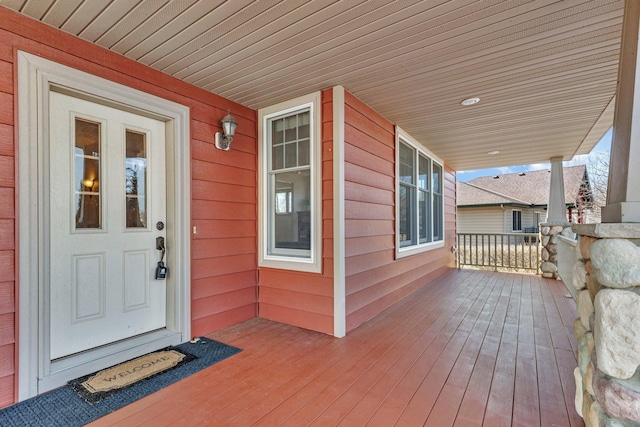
[457,166,593,234]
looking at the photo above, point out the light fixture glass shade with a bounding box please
[221,111,237,138]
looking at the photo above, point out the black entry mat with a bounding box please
[0,338,241,426]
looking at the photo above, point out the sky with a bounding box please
[457,127,613,182]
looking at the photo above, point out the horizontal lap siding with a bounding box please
[343,91,456,333]
[258,89,334,335]
[0,17,16,408]
[457,207,506,234]
[0,7,258,406]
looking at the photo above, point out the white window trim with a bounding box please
[395,126,445,258]
[258,92,322,273]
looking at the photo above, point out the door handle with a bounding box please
[155,236,167,279]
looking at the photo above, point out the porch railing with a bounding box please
[456,233,540,274]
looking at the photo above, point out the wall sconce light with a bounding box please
[215,110,238,151]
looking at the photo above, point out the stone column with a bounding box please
[601,0,640,223]
[570,224,640,426]
[539,223,574,278]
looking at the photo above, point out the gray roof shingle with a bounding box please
[458,165,588,207]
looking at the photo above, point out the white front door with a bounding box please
[49,91,167,359]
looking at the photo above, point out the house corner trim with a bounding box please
[333,85,346,338]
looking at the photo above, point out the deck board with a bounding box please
[89,270,583,427]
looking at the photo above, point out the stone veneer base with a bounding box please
[570,223,640,426]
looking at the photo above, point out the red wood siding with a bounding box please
[258,89,334,335]
[0,7,258,407]
[343,91,456,333]
[0,11,16,407]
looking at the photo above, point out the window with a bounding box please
[396,128,444,257]
[258,92,322,273]
[512,210,522,231]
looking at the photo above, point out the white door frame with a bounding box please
[17,51,191,400]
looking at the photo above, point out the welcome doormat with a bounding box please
[0,338,241,427]
[68,347,197,403]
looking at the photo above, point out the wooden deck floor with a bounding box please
[90,269,583,426]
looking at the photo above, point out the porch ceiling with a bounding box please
[4,0,623,171]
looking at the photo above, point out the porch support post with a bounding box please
[547,156,567,223]
[602,0,640,222]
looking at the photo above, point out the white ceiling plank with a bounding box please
[59,0,110,35]
[94,1,170,49]
[231,20,620,114]
[224,4,622,107]
[1,0,27,12]
[184,0,432,86]
[201,0,480,94]
[352,24,621,98]
[41,0,83,28]
[161,0,328,77]
[109,1,200,54]
[361,38,621,108]
[123,0,226,60]
[148,0,280,72]
[77,0,141,42]
[204,0,573,95]
[137,0,255,68]
[173,0,373,83]
[20,0,55,20]
[380,60,620,119]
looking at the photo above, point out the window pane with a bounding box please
[284,115,297,142]
[433,194,443,241]
[399,183,416,246]
[419,155,429,190]
[298,139,310,166]
[271,170,311,253]
[419,189,431,243]
[74,119,101,229]
[432,163,442,193]
[284,142,297,168]
[298,111,310,139]
[272,119,284,144]
[272,144,284,170]
[399,142,415,184]
[125,130,147,228]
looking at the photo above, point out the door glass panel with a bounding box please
[125,130,147,228]
[74,119,101,229]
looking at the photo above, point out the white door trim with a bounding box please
[17,51,191,400]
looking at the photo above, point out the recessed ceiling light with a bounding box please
[487,150,500,155]
[461,97,480,106]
